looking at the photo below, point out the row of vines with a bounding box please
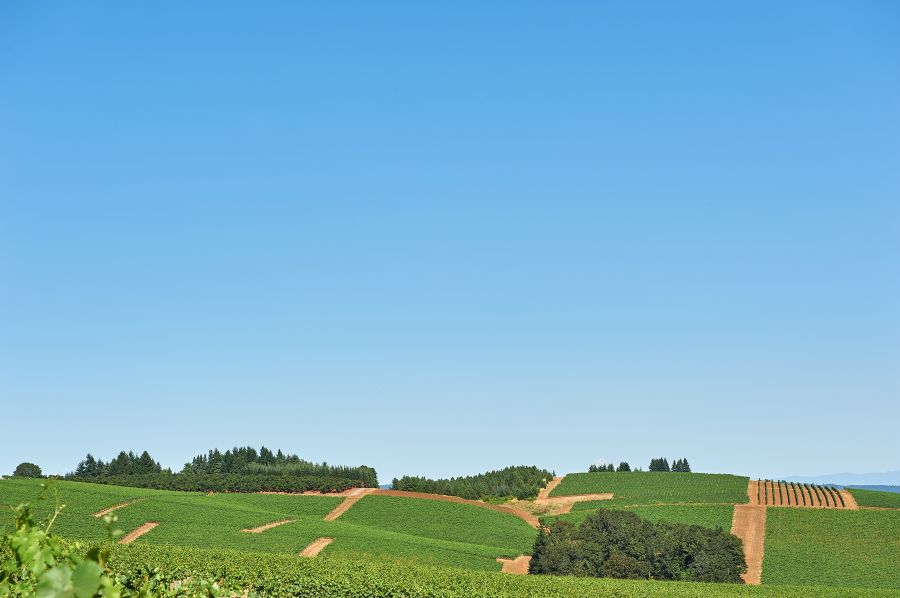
[756,480,846,508]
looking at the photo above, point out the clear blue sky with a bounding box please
[2,2,898,484]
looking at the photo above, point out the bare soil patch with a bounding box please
[119,522,158,545]
[537,477,563,500]
[93,499,142,518]
[299,537,334,557]
[324,488,377,521]
[839,490,859,510]
[731,505,765,585]
[241,519,296,533]
[497,555,531,574]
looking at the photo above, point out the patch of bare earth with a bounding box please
[241,519,296,533]
[299,537,334,557]
[497,555,531,574]
[93,499,142,518]
[119,522,158,544]
[731,504,765,585]
[537,477,563,500]
[839,490,859,510]
[324,488,377,521]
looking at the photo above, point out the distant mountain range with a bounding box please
[783,469,900,486]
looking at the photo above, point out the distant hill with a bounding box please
[784,469,900,486]
[847,485,900,494]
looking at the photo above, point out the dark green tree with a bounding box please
[13,463,42,477]
[617,461,631,472]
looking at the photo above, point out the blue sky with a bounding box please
[1,2,898,484]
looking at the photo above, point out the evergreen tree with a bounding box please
[617,461,631,472]
[649,458,670,472]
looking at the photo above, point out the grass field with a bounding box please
[848,487,900,509]
[554,503,735,531]
[94,542,898,597]
[0,477,534,571]
[763,508,900,589]
[551,471,749,505]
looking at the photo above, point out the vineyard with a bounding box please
[552,471,749,504]
[0,477,533,572]
[848,487,900,509]
[763,508,900,589]
[2,472,899,594]
[752,480,855,509]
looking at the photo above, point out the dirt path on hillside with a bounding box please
[118,522,158,544]
[537,477,563,500]
[731,505,765,585]
[497,555,531,574]
[299,537,334,557]
[374,490,540,528]
[241,519,295,533]
[93,499,142,518]
[323,488,377,521]
[808,486,821,507]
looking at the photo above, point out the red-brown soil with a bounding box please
[93,499,142,518]
[299,537,334,557]
[324,488,377,521]
[731,505,765,585]
[241,519,295,533]
[118,522,158,544]
[497,555,531,574]
[537,477,563,500]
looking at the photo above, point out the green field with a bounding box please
[552,471,749,506]
[849,488,900,509]
[93,542,897,597]
[554,503,735,531]
[763,508,900,589]
[0,477,534,571]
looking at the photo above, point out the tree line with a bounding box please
[530,509,745,583]
[588,458,691,473]
[392,465,554,500]
[66,446,378,493]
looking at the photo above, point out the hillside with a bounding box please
[2,469,899,595]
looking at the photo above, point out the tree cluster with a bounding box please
[648,458,691,472]
[66,446,378,493]
[181,446,377,486]
[589,462,630,472]
[530,509,745,583]
[72,472,363,493]
[72,451,164,478]
[392,466,554,500]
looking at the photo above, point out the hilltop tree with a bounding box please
[13,463,42,477]
[617,461,631,472]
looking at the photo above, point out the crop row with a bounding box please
[757,480,844,508]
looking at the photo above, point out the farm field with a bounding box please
[0,477,533,572]
[849,487,900,509]
[551,471,749,505]
[763,508,900,589]
[554,503,735,531]
[95,542,899,598]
